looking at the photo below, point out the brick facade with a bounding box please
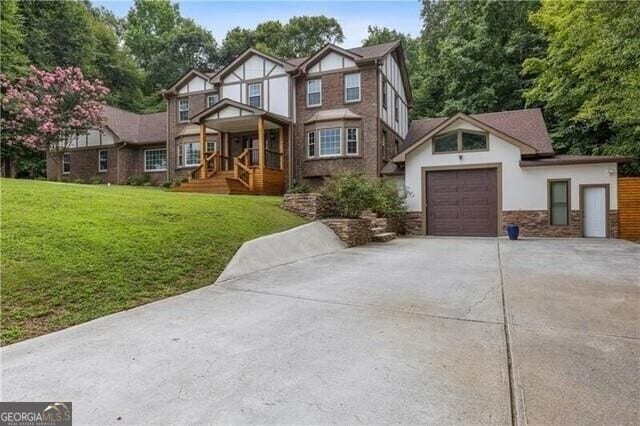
[293,66,381,184]
[47,144,167,185]
[321,218,371,247]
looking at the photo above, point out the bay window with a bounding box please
[346,128,358,155]
[307,131,315,158]
[319,128,341,157]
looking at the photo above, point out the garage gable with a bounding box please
[395,112,539,162]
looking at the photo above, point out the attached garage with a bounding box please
[426,168,499,237]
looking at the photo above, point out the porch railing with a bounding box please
[233,149,254,190]
[189,151,223,181]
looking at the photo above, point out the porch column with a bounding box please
[199,123,206,179]
[279,125,285,170]
[258,116,265,169]
[223,132,229,171]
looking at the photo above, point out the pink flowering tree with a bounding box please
[1,66,109,178]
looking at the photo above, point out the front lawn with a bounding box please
[1,179,305,345]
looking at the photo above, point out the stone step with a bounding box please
[370,226,386,233]
[371,232,396,242]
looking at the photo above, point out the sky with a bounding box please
[92,0,423,48]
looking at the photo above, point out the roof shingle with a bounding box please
[402,108,554,155]
[102,105,166,145]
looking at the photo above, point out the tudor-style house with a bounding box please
[47,40,629,238]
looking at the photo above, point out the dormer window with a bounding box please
[345,73,361,103]
[248,82,262,108]
[178,99,189,122]
[307,79,322,107]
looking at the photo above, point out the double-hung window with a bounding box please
[207,94,219,108]
[248,82,262,108]
[177,143,183,167]
[307,79,321,107]
[549,180,570,226]
[319,128,341,157]
[307,131,315,158]
[346,128,358,155]
[98,149,108,172]
[178,99,189,122]
[184,142,200,167]
[207,140,217,153]
[62,152,71,174]
[394,94,399,122]
[382,80,388,110]
[345,73,361,102]
[144,149,167,171]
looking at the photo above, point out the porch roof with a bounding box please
[190,98,290,133]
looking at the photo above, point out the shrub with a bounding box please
[370,178,409,218]
[58,176,69,183]
[127,175,150,186]
[288,180,312,194]
[161,181,172,188]
[73,178,86,184]
[89,176,103,185]
[321,172,374,218]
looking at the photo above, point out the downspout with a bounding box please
[165,97,170,182]
[117,141,128,185]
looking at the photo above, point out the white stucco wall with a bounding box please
[379,53,409,138]
[404,121,618,212]
[219,53,291,118]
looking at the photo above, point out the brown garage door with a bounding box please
[426,168,498,236]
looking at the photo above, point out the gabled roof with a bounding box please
[297,43,363,72]
[162,69,212,96]
[102,105,165,145]
[209,47,296,84]
[395,108,554,161]
[189,98,290,126]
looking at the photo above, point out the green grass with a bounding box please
[1,179,305,345]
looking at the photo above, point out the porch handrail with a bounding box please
[188,151,220,181]
[233,149,254,190]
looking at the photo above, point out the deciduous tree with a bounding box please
[1,67,109,178]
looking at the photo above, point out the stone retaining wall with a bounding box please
[282,193,336,220]
[321,218,371,247]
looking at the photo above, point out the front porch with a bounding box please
[174,99,288,195]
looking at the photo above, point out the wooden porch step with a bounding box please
[172,174,252,195]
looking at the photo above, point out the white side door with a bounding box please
[583,186,607,237]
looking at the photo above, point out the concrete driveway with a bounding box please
[2,238,638,424]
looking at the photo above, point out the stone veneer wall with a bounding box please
[321,218,371,247]
[401,210,619,238]
[403,212,423,236]
[281,193,336,220]
[503,210,619,238]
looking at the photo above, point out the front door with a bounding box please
[582,186,608,237]
[241,135,259,166]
